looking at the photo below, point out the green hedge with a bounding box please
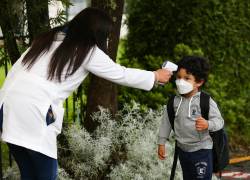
[120,0,250,144]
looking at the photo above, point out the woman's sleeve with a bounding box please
[83,46,155,91]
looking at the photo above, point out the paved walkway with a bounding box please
[217,160,250,179]
[221,171,250,179]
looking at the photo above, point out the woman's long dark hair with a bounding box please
[22,7,113,81]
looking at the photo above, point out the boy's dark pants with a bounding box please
[178,147,213,180]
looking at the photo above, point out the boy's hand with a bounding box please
[195,116,209,131]
[158,144,166,160]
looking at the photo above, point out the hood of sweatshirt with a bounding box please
[175,91,201,118]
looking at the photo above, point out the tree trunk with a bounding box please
[84,0,124,132]
[0,0,21,65]
[25,0,50,43]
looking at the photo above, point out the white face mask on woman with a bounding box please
[175,79,193,94]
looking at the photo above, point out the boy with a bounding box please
[157,56,224,180]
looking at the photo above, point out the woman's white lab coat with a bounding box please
[0,33,155,159]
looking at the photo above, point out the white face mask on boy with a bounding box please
[175,79,193,94]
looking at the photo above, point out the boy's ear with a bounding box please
[197,79,204,88]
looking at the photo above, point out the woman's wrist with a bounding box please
[153,71,159,85]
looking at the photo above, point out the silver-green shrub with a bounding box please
[59,103,183,179]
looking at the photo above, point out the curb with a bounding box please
[229,156,250,164]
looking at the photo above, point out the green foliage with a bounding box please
[0,48,8,68]
[122,0,250,145]
[56,0,73,8]
[118,41,176,110]
[49,9,67,27]
[174,43,204,61]
[118,42,205,110]
[206,74,250,143]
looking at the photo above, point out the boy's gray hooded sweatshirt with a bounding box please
[158,92,224,152]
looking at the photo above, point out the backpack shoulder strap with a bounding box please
[200,91,210,120]
[167,95,176,131]
[167,95,178,180]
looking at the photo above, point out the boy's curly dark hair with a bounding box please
[177,56,210,84]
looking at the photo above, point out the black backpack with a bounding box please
[167,91,229,180]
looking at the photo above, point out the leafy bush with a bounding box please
[122,0,250,145]
[58,104,183,179]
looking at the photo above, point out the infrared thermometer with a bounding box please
[162,60,178,72]
[157,60,178,85]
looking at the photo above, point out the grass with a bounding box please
[0,66,7,88]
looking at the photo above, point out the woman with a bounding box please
[0,7,171,179]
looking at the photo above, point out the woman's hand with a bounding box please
[158,144,166,160]
[154,69,172,84]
